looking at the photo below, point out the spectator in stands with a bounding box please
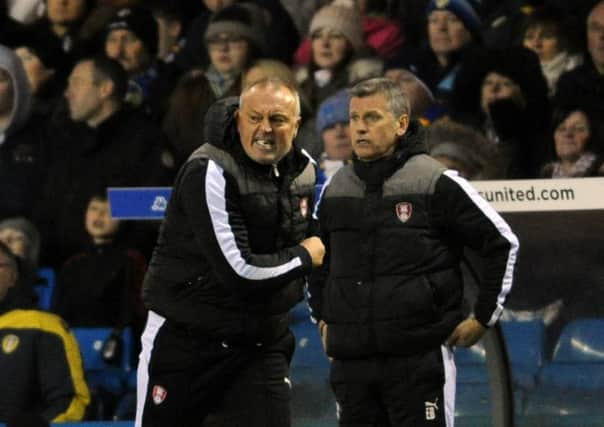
[203,3,267,98]
[450,46,551,178]
[426,118,503,179]
[293,0,405,65]
[52,193,147,331]
[162,69,216,167]
[388,0,482,104]
[308,78,518,426]
[522,7,583,97]
[297,1,364,112]
[0,0,29,47]
[13,39,65,118]
[176,0,299,71]
[0,45,44,221]
[0,218,41,305]
[150,0,192,64]
[555,0,604,117]
[27,0,96,79]
[137,79,324,426]
[104,7,160,112]
[540,107,604,178]
[384,66,443,125]
[0,241,90,424]
[35,55,175,267]
[315,89,353,187]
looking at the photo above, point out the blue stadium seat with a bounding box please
[455,342,488,384]
[501,319,546,389]
[34,267,56,310]
[71,327,134,396]
[289,302,337,425]
[522,319,604,417]
[537,318,604,390]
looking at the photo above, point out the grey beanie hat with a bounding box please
[0,217,41,267]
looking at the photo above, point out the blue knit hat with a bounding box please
[426,0,482,40]
[316,90,350,134]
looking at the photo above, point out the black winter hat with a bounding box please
[106,7,159,55]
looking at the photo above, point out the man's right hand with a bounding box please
[300,236,325,267]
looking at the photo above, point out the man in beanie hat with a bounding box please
[203,3,267,98]
[384,0,481,105]
[426,0,483,41]
[104,7,160,110]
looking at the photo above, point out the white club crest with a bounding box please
[152,385,167,405]
[395,202,413,223]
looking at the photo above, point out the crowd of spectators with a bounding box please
[1,0,603,422]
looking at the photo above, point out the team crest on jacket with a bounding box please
[300,197,309,218]
[2,334,19,354]
[152,385,167,405]
[395,202,413,223]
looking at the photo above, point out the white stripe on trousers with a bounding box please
[441,345,456,427]
[135,310,166,427]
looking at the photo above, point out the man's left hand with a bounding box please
[446,318,486,347]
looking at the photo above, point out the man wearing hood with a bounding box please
[0,44,43,221]
[137,78,324,426]
[0,241,90,423]
[309,78,518,426]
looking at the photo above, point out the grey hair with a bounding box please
[349,77,410,118]
[240,77,301,116]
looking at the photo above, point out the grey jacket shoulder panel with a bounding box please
[383,154,446,197]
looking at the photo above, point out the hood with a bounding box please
[0,44,32,139]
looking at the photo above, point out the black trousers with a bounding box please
[136,311,295,427]
[329,346,456,427]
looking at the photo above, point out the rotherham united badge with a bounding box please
[300,197,309,218]
[152,385,167,405]
[395,202,413,223]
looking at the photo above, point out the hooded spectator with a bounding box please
[450,46,551,178]
[0,45,44,222]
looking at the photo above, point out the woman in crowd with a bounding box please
[540,107,604,178]
[522,7,582,97]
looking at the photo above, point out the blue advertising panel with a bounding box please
[108,187,172,220]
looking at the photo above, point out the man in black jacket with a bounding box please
[137,78,325,427]
[309,78,519,426]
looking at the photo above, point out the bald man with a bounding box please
[137,78,324,427]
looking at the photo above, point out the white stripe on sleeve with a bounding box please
[205,160,303,281]
[444,170,519,326]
